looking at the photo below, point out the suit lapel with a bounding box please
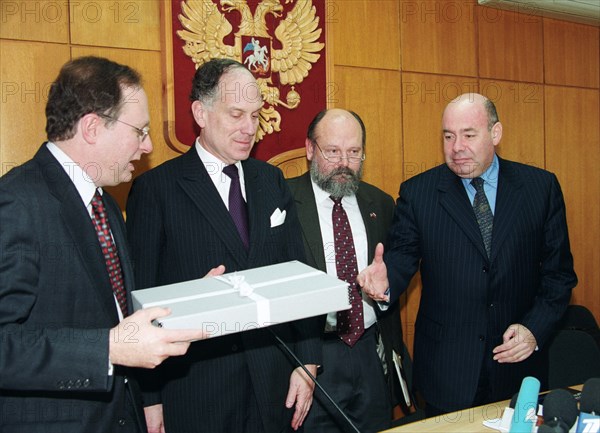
[491,158,524,262]
[176,148,248,268]
[243,160,269,266]
[356,183,378,263]
[104,193,136,312]
[291,173,327,270]
[437,166,489,261]
[35,146,119,322]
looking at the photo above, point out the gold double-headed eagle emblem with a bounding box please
[177,0,325,141]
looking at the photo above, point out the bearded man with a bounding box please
[287,109,406,433]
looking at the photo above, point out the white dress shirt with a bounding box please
[195,139,247,208]
[310,180,377,331]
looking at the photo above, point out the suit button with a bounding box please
[482,266,489,273]
[231,344,238,352]
[75,379,82,388]
[479,335,485,341]
[118,419,126,426]
[57,380,65,389]
[66,380,74,389]
[489,303,494,308]
[83,379,90,388]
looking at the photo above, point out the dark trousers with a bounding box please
[303,326,392,433]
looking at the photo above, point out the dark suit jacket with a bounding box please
[385,157,577,411]
[126,147,322,432]
[0,144,145,433]
[287,172,405,407]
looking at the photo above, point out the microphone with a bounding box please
[576,378,600,433]
[538,389,579,433]
[510,376,541,433]
[509,392,519,409]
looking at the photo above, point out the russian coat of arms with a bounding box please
[177,0,325,142]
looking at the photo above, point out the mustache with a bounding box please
[326,166,358,180]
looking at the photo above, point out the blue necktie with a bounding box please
[223,165,249,249]
[471,177,493,258]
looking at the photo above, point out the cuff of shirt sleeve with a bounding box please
[376,288,391,311]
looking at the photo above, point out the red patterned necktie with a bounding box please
[91,189,128,316]
[331,196,364,347]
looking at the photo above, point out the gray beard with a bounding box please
[310,160,362,198]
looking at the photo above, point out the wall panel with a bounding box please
[400,0,477,77]
[478,9,544,83]
[70,0,160,50]
[545,86,600,317]
[0,0,69,43]
[544,19,599,89]
[331,0,400,70]
[0,40,70,173]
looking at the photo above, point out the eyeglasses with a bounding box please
[313,140,365,163]
[98,113,150,142]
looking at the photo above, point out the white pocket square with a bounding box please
[270,208,286,228]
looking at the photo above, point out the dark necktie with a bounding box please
[91,189,128,316]
[471,177,493,258]
[331,196,364,347]
[223,164,249,249]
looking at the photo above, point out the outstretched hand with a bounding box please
[356,243,390,302]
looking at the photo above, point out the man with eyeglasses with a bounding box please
[287,109,407,432]
[0,56,207,433]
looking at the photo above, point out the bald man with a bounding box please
[287,109,406,432]
[358,94,577,415]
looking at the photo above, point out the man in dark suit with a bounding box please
[358,93,577,416]
[0,56,206,433]
[287,109,405,432]
[126,58,322,433]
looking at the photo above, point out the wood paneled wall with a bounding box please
[1,1,598,352]
[0,0,178,208]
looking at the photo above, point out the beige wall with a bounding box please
[1,0,598,351]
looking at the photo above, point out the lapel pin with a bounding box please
[370,212,377,219]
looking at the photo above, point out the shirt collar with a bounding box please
[195,138,244,181]
[462,153,499,189]
[46,142,100,207]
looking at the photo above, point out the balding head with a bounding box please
[442,93,502,178]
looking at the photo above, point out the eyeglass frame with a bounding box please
[312,139,366,164]
[98,113,150,142]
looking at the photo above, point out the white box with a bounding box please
[131,261,350,338]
